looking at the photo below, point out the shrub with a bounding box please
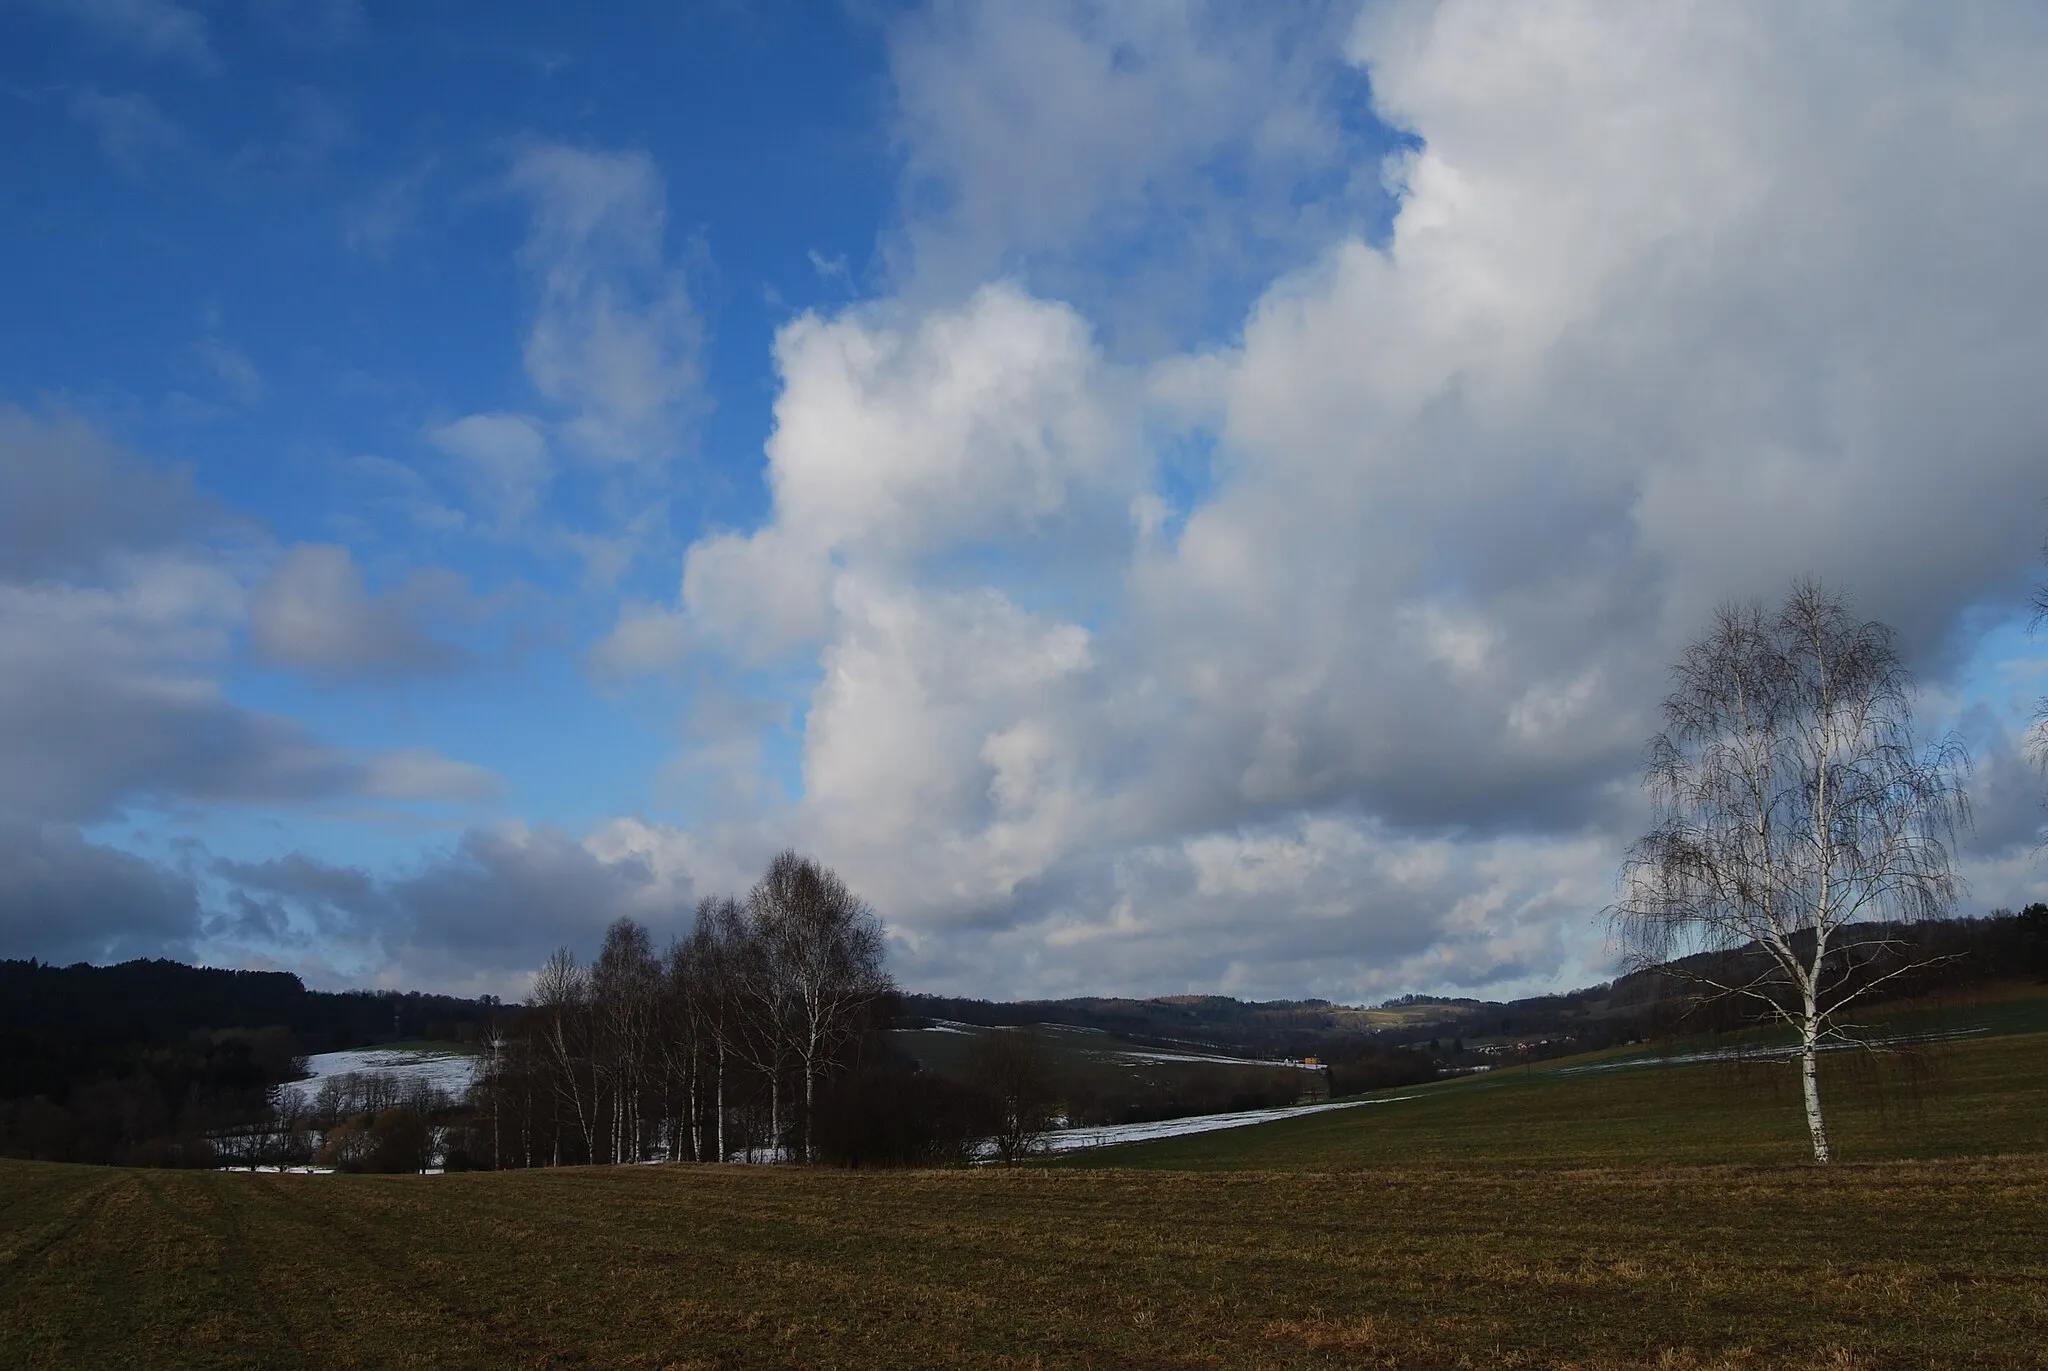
[811,1067,988,1168]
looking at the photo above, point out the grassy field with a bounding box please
[4,995,2044,1369]
[1056,1023,2048,1171]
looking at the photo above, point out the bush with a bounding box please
[964,1031,1058,1164]
[316,1107,435,1173]
[1325,1045,1438,1096]
[810,1067,988,1169]
[127,1132,216,1169]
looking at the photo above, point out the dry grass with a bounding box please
[3,1152,2045,1368]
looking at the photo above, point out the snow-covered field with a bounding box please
[283,1046,481,1108]
[1105,1047,1323,1069]
[1033,1093,1421,1154]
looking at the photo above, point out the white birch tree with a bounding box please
[531,947,597,1166]
[1613,581,1969,1164]
[748,852,893,1163]
[593,918,661,1164]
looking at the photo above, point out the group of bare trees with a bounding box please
[470,851,893,1168]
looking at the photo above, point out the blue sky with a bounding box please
[2,0,2045,1001]
[2,3,897,840]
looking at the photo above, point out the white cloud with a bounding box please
[343,453,467,533]
[507,144,704,466]
[247,0,367,51]
[46,0,218,73]
[249,542,472,679]
[0,550,492,824]
[0,405,202,578]
[341,158,433,259]
[68,88,187,175]
[0,412,517,965]
[619,0,2048,1000]
[426,411,552,529]
[665,283,1129,663]
[884,0,1376,351]
[362,748,504,805]
[192,337,264,406]
[585,599,690,678]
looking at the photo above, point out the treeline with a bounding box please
[902,992,1383,1058]
[1622,907,2048,1039]
[1389,908,2048,1063]
[460,852,896,1168]
[0,1026,298,1167]
[0,957,500,1050]
[0,957,500,1166]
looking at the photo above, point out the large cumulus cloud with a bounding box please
[606,0,2048,1000]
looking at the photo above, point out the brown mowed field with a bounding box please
[3,1152,2046,1370]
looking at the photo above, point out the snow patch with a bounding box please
[283,1047,481,1107]
[1033,1093,1420,1154]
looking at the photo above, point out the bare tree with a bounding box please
[480,1022,507,1169]
[1612,581,1970,1164]
[726,896,797,1161]
[688,897,747,1163]
[748,852,894,1163]
[964,1029,1059,1165]
[656,934,701,1162]
[657,911,733,1163]
[593,918,661,1164]
[531,947,597,1166]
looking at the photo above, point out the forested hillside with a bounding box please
[0,959,498,1166]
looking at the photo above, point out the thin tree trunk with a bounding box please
[715,1046,725,1163]
[803,1062,815,1165]
[689,1056,702,1162]
[686,1059,699,1162]
[1800,1017,1831,1164]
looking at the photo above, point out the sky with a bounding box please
[2,0,2046,1004]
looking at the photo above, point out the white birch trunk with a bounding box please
[1799,1017,1831,1164]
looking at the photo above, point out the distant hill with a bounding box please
[0,957,502,1053]
[906,910,2047,1064]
